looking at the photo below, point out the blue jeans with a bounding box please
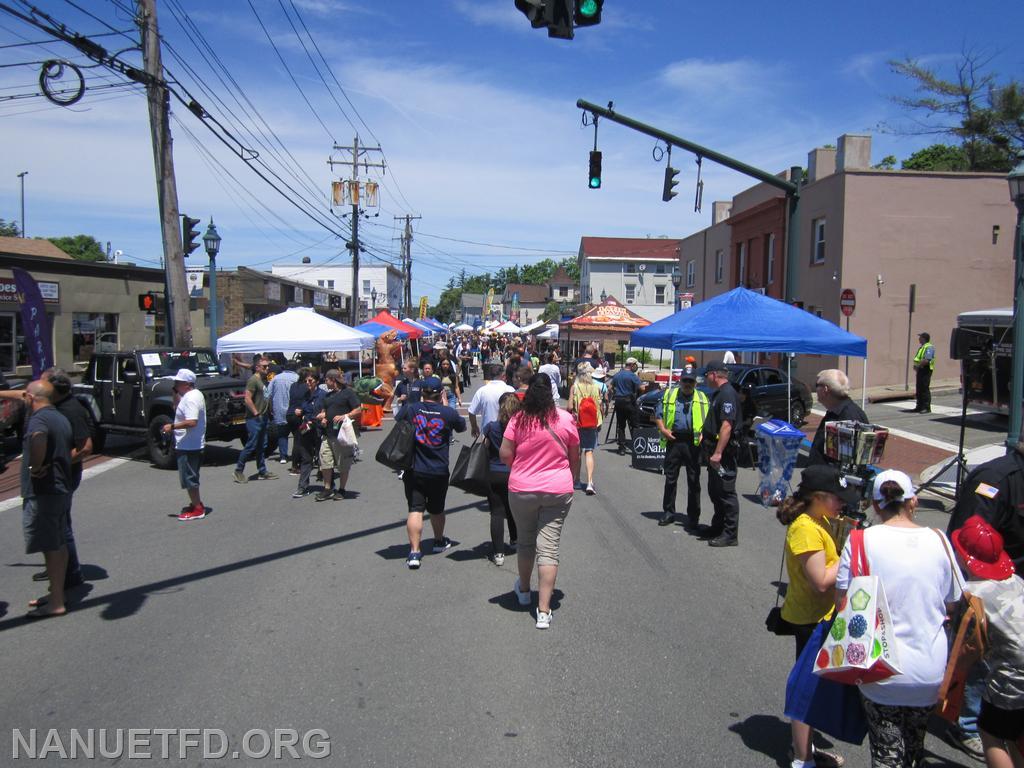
[274,421,290,460]
[236,415,269,475]
[959,660,989,735]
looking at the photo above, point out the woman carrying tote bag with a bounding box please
[835,469,961,767]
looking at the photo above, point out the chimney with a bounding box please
[712,201,731,225]
[807,147,836,183]
[837,134,872,170]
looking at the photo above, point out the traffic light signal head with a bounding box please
[574,0,602,25]
[545,0,574,38]
[181,214,201,257]
[138,291,158,313]
[662,166,680,202]
[514,0,547,27]
[589,150,602,189]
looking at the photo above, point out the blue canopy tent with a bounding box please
[355,321,410,340]
[401,318,435,336]
[630,287,869,415]
[420,318,449,334]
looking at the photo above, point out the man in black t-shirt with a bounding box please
[38,368,93,591]
[393,360,424,408]
[701,360,742,547]
[808,369,868,466]
[315,369,362,501]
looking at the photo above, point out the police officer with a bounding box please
[655,366,710,530]
[701,360,742,547]
[611,357,642,455]
[913,332,935,413]
[948,442,1024,569]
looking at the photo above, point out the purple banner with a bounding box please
[12,267,53,378]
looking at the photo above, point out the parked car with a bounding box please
[636,364,812,429]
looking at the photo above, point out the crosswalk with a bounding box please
[875,399,986,418]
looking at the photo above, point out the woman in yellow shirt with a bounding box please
[777,465,859,768]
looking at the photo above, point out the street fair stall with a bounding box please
[216,307,375,367]
[559,297,650,365]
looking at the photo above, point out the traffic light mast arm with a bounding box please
[576,99,799,198]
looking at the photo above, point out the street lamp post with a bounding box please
[600,288,607,303]
[203,218,222,355]
[17,171,27,237]
[671,266,683,369]
[1007,153,1024,450]
[370,286,377,315]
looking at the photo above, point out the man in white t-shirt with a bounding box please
[162,369,208,521]
[538,351,562,403]
[468,362,515,437]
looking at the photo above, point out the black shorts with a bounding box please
[979,699,1024,741]
[403,472,450,516]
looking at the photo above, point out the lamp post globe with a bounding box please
[1007,152,1024,449]
[202,218,221,355]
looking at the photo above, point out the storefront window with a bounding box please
[0,311,56,373]
[72,312,119,362]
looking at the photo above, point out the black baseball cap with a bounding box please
[704,360,729,373]
[421,376,443,393]
[795,465,859,507]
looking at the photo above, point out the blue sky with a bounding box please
[1,0,1022,302]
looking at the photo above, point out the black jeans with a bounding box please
[915,367,932,411]
[486,470,518,552]
[294,427,321,491]
[662,435,701,521]
[707,447,739,540]
[460,358,472,389]
[614,398,637,449]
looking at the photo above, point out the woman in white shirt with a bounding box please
[835,469,960,767]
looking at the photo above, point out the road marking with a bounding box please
[811,407,959,452]
[0,452,142,513]
[877,399,985,418]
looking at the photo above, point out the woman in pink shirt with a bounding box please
[500,372,580,629]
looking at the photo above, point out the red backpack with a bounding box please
[577,389,599,428]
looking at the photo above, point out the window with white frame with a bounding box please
[738,242,747,286]
[625,284,636,302]
[655,285,666,304]
[686,259,696,288]
[317,280,325,287]
[362,279,371,294]
[558,286,568,298]
[766,233,776,285]
[623,263,637,274]
[327,279,335,289]
[715,249,724,283]
[812,218,826,264]
[655,263,666,274]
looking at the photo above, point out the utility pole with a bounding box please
[394,214,420,317]
[139,0,191,347]
[17,171,27,237]
[329,137,384,325]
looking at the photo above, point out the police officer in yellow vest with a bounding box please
[913,332,936,413]
[655,366,710,529]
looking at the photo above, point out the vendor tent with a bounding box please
[401,318,435,335]
[559,297,650,360]
[493,320,522,334]
[452,322,474,332]
[355,321,410,340]
[520,319,546,333]
[629,287,866,356]
[420,318,449,333]
[216,306,374,356]
[368,310,423,339]
[536,324,559,340]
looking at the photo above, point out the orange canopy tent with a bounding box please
[369,311,424,339]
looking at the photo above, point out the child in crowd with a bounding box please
[952,515,1024,768]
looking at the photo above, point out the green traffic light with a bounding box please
[579,0,598,17]
[590,176,601,189]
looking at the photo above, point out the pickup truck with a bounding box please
[73,348,248,469]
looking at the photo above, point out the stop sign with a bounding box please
[840,288,856,317]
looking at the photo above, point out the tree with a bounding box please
[884,51,1022,172]
[873,155,898,170]
[901,144,969,172]
[540,300,562,323]
[46,234,106,261]
[0,218,19,236]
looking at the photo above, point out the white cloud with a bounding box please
[659,58,783,101]
[450,0,527,31]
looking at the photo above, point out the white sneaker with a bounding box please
[585,483,596,495]
[513,577,531,606]
[535,610,552,629]
[492,552,505,566]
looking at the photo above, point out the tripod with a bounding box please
[916,359,970,499]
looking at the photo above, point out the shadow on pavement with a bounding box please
[727,714,795,766]
[487,588,563,613]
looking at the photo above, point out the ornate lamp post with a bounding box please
[370,286,377,315]
[202,219,221,353]
[671,266,682,312]
[1007,153,1024,449]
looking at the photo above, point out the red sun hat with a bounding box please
[951,515,1016,581]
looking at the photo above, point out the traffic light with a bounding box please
[181,214,201,257]
[662,166,679,202]
[138,292,158,313]
[544,0,574,38]
[588,150,602,189]
[329,295,342,310]
[574,0,602,25]
[514,0,546,27]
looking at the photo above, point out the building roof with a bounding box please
[551,266,575,284]
[560,296,651,331]
[0,236,73,260]
[504,283,549,304]
[580,236,683,261]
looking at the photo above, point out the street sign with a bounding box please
[840,288,856,317]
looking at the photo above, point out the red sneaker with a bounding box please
[177,505,207,522]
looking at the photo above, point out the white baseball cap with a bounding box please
[173,369,197,385]
[872,469,915,503]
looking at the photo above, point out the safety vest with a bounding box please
[914,342,935,371]
[659,387,709,447]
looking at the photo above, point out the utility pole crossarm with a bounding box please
[576,100,799,197]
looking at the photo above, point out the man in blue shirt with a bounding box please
[611,357,642,455]
[395,377,467,569]
[654,367,710,530]
[393,359,423,409]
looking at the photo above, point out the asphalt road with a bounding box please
[0,388,979,767]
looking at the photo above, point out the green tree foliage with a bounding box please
[886,51,1023,172]
[901,144,969,171]
[541,300,562,323]
[0,218,20,236]
[873,155,898,170]
[46,234,106,261]
[429,256,579,320]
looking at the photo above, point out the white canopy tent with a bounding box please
[215,306,375,357]
[452,322,474,332]
[535,324,559,340]
[520,319,546,333]
[493,320,522,334]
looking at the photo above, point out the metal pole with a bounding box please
[17,171,27,237]
[209,253,218,354]
[905,284,916,392]
[1008,200,1024,449]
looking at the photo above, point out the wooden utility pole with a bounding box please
[139,0,191,347]
[329,137,384,325]
[394,214,420,317]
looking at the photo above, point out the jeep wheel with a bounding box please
[147,414,176,469]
